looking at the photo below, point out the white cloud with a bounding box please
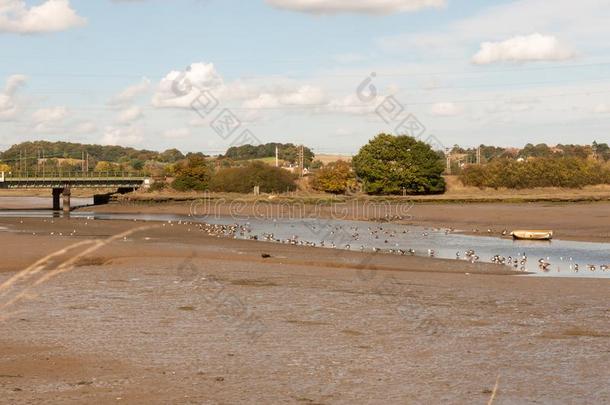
[594,103,610,114]
[116,106,143,124]
[101,126,143,146]
[243,93,280,109]
[4,74,27,95]
[327,93,384,115]
[109,78,150,105]
[242,85,326,109]
[280,85,326,105]
[379,0,608,56]
[32,106,68,123]
[473,33,574,65]
[73,121,97,134]
[430,102,462,116]
[0,0,85,34]
[0,94,18,120]
[163,128,191,139]
[0,74,26,120]
[266,0,445,15]
[30,106,70,133]
[152,62,223,109]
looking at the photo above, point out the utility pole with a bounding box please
[476,146,481,165]
[445,148,451,174]
[275,145,279,168]
[298,145,305,178]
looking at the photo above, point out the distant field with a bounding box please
[315,154,352,165]
[249,157,282,164]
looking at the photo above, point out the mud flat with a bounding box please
[0,217,609,403]
[79,199,610,243]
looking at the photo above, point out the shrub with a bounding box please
[210,161,297,193]
[148,181,167,192]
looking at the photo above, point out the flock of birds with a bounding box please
[172,220,608,275]
[24,217,608,275]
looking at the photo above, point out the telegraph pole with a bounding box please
[298,145,305,178]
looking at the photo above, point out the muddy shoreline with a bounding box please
[1,211,609,403]
[75,199,610,243]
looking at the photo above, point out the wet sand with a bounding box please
[0,217,609,403]
[80,200,610,243]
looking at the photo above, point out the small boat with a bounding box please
[510,230,554,241]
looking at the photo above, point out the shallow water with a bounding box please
[1,199,608,279]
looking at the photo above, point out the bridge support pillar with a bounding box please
[52,188,62,211]
[62,186,71,214]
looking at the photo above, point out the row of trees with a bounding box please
[164,134,447,195]
[459,157,610,189]
[224,143,315,167]
[451,141,610,165]
[0,141,193,175]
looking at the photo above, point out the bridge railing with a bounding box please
[1,171,146,180]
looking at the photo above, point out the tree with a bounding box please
[159,148,185,163]
[352,134,446,195]
[520,143,553,158]
[312,161,355,194]
[172,156,211,191]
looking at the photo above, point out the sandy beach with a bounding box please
[0,214,608,404]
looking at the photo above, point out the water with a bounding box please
[1,198,608,279]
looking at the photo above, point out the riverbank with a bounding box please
[0,216,608,403]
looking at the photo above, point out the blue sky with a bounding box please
[1,0,609,155]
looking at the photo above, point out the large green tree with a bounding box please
[352,134,446,195]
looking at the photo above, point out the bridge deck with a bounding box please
[0,174,146,189]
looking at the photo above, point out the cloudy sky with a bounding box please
[1,0,609,155]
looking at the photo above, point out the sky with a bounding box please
[1,0,610,155]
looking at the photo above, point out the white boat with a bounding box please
[510,230,554,241]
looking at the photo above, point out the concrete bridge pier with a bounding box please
[62,186,71,213]
[52,187,71,212]
[52,188,62,211]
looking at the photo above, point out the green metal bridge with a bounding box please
[0,171,148,211]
